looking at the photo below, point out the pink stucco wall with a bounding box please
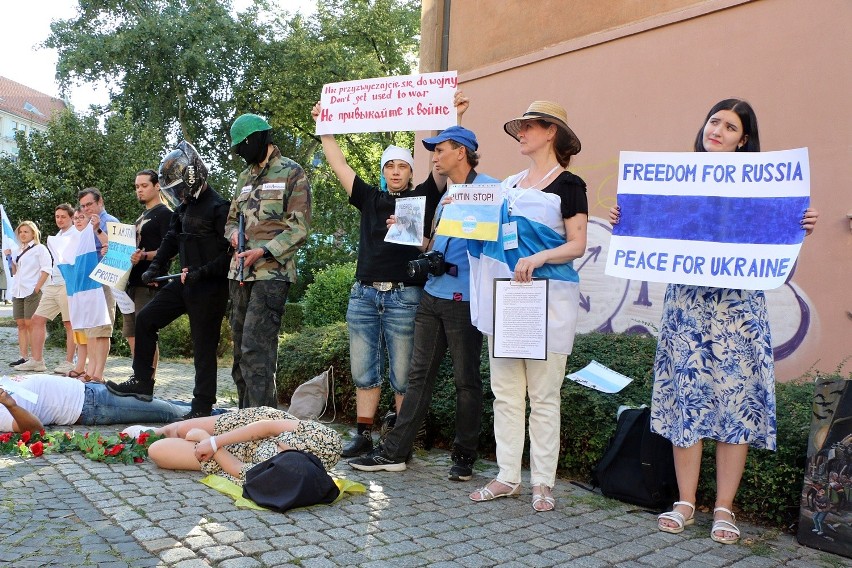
[419,0,852,380]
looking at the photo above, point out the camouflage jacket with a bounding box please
[225,147,312,282]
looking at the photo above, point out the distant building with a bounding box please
[0,76,67,160]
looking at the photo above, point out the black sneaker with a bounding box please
[105,375,154,402]
[181,408,213,420]
[9,357,26,367]
[449,447,476,481]
[349,447,407,472]
[341,430,373,458]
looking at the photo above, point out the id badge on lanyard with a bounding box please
[502,221,518,250]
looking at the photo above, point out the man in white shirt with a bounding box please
[0,374,190,432]
[16,204,78,374]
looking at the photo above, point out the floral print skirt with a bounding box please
[200,406,342,484]
[650,284,777,450]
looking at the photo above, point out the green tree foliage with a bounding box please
[6,0,422,296]
[0,110,164,230]
[45,0,259,175]
[235,0,421,293]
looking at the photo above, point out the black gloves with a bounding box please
[141,261,164,285]
[182,265,206,286]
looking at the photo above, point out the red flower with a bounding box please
[0,432,12,443]
[39,429,45,437]
[20,431,31,444]
[84,432,90,439]
[137,432,150,444]
[105,444,125,456]
[133,457,144,463]
[29,441,44,457]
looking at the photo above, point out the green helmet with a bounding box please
[230,114,272,147]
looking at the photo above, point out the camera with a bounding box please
[406,250,457,278]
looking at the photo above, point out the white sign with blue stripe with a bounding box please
[605,148,810,290]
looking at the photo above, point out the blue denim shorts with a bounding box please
[346,282,422,392]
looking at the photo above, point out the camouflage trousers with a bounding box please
[229,279,291,408]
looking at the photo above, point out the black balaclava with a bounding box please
[235,129,272,165]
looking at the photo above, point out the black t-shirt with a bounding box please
[349,174,440,285]
[542,171,589,218]
[129,203,172,286]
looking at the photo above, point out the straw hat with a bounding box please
[503,101,581,155]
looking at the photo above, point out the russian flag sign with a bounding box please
[605,148,810,290]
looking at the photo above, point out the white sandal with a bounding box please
[657,500,695,534]
[469,479,520,502]
[710,506,740,544]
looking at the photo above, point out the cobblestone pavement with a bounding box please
[0,322,847,567]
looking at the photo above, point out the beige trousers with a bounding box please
[488,336,567,488]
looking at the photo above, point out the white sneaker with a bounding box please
[14,359,47,372]
[54,360,75,375]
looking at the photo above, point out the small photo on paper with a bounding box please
[385,196,426,246]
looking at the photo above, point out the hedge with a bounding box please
[275,324,835,528]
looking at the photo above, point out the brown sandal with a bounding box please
[87,376,105,384]
[67,370,86,379]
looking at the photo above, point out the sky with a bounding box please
[0,0,317,111]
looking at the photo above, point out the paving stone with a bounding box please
[159,546,197,563]
[0,337,840,568]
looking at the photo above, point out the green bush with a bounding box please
[302,262,355,327]
[281,301,304,333]
[47,311,232,360]
[276,324,830,527]
[157,314,232,359]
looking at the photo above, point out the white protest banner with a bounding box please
[90,222,136,287]
[605,148,810,290]
[316,71,458,135]
[436,183,501,241]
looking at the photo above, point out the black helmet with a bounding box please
[158,140,208,206]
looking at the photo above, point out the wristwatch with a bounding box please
[262,247,273,259]
[97,228,103,234]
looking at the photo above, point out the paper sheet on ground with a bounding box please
[567,360,633,393]
[435,183,501,241]
[0,377,38,403]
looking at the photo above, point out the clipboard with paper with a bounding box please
[492,278,548,360]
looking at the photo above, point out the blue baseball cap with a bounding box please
[422,126,478,152]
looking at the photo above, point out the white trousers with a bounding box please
[487,336,567,487]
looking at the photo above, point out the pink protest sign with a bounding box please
[315,71,458,135]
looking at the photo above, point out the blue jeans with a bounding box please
[382,292,483,459]
[78,384,189,425]
[347,282,422,393]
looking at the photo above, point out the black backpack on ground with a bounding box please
[590,406,678,511]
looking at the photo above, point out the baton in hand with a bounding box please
[153,273,183,283]
[237,212,246,286]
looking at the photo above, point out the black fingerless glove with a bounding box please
[183,266,206,286]
[141,261,164,285]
